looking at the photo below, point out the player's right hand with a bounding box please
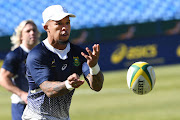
[67,73,84,88]
[20,91,28,104]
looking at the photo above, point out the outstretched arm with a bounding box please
[39,73,84,98]
[81,44,104,91]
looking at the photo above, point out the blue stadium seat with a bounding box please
[0,0,180,36]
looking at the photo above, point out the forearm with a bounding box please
[39,81,70,98]
[39,73,84,98]
[0,69,26,97]
[87,71,104,91]
[0,78,26,96]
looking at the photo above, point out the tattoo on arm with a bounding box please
[40,81,69,98]
[86,71,104,91]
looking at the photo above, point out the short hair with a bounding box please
[10,20,41,51]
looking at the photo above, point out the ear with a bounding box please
[43,24,49,32]
[20,32,23,43]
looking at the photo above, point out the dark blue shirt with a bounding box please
[2,47,29,92]
[26,42,90,118]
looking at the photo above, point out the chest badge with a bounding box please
[73,56,80,67]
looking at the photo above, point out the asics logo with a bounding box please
[62,64,67,71]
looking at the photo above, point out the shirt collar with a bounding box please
[43,38,70,60]
[20,44,31,53]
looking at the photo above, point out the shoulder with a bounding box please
[4,47,22,61]
[27,42,50,64]
[28,42,47,57]
[2,47,22,72]
[70,43,88,63]
[70,43,87,53]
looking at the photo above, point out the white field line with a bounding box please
[74,88,130,95]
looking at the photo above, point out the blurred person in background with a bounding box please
[117,26,136,40]
[22,5,104,120]
[71,29,88,45]
[165,21,180,35]
[0,20,40,120]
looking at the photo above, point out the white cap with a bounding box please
[42,5,76,26]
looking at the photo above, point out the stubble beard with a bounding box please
[58,39,69,45]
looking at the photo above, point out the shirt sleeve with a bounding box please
[82,62,90,77]
[26,51,54,86]
[2,51,19,74]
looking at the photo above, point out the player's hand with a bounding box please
[81,44,100,68]
[67,73,84,88]
[20,91,28,104]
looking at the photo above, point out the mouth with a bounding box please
[30,36,37,41]
[61,31,69,36]
[30,36,36,39]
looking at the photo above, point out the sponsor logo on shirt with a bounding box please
[62,64,67,71]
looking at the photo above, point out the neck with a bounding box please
[26,45,34,50]
[48,38,69,50]
[20,44,31,53]
[53,43,67,50]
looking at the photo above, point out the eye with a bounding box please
[57,22,62,25]
[32,29,37,32]
[27,30,31,33]
[66,21,70,25]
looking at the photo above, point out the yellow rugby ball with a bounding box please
[127,61,156,95]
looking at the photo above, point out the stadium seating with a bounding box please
[0,0,180,36]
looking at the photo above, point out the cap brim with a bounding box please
[51,13,76,21]
[42,13,76,26]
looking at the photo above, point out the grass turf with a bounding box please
[0,64,180,120]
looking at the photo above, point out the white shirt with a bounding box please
[20,44,31,53]
[43,38,70,60]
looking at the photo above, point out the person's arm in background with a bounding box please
[0,68,28,104]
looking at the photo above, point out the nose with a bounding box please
[62,25,68,31]
[30,30,35,35]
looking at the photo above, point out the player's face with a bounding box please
[21,23,38,48]
[47,16,71,44]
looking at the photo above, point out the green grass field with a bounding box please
[0,64,180,120]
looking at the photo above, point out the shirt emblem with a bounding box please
[51,59,56,67]
[73,56,80,67]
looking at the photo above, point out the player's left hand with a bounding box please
[81,44,100,68]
